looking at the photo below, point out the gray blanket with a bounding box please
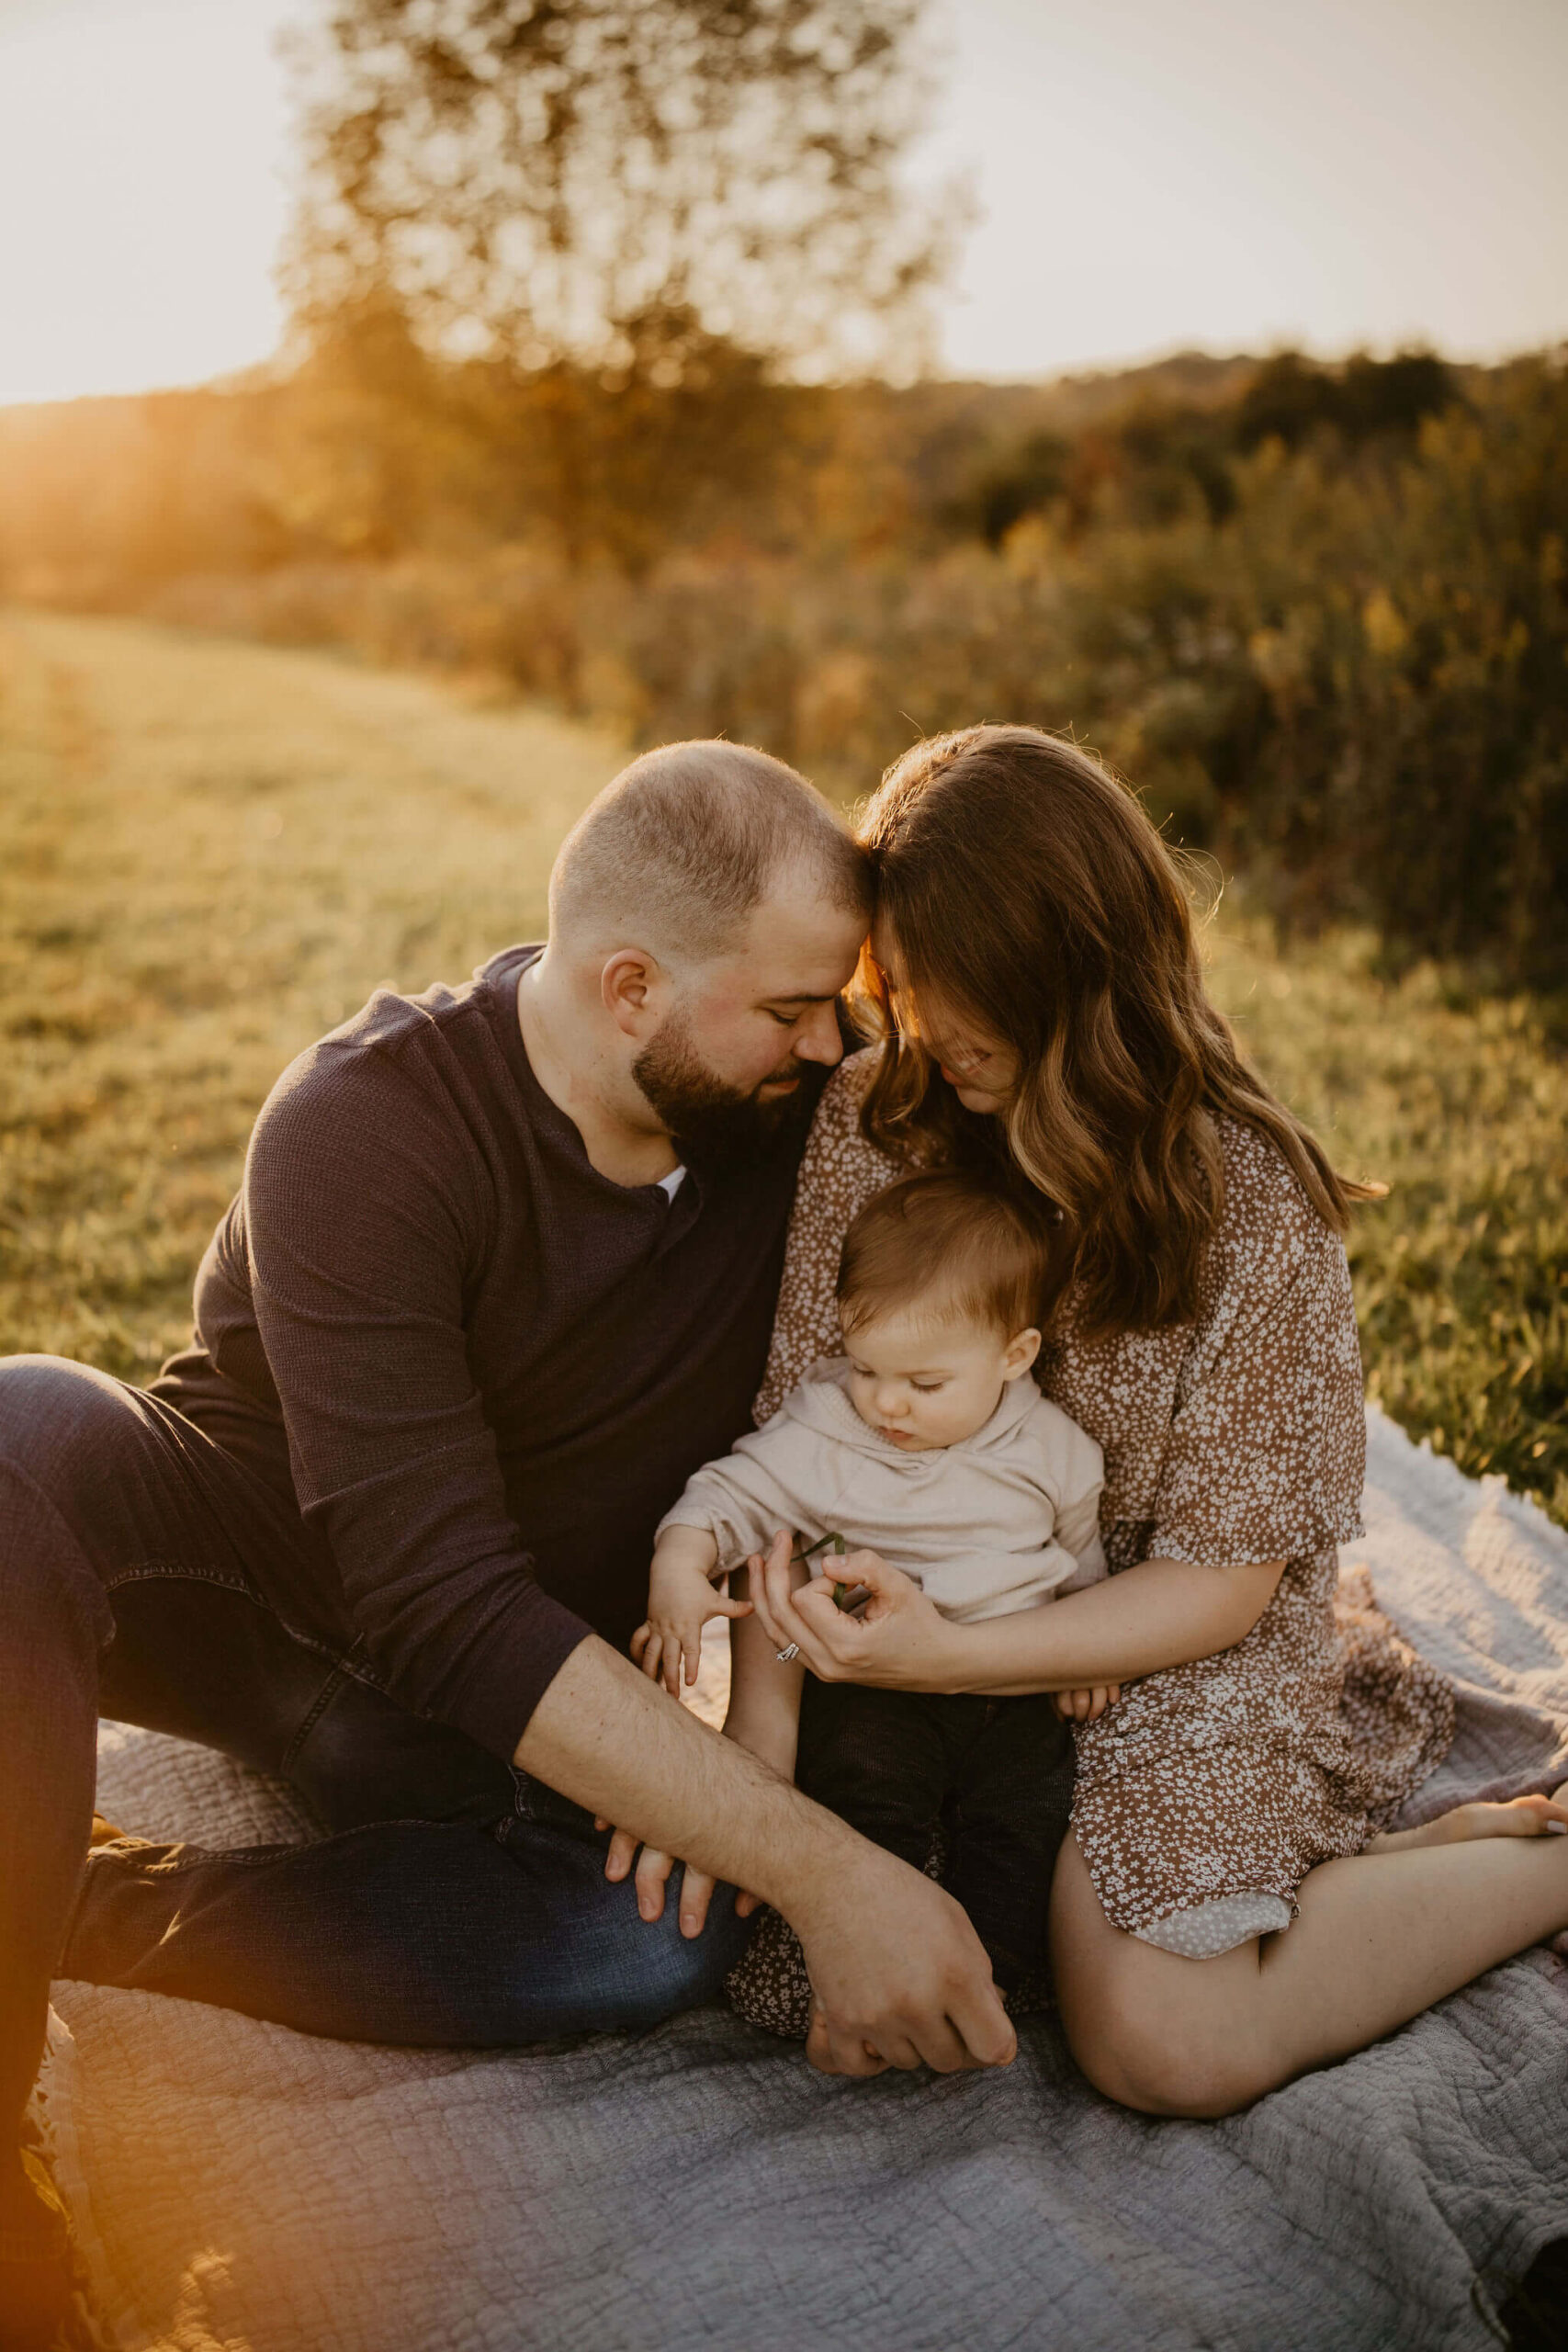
[38,1408,1568,2351]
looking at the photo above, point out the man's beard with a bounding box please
[631,1010,815,1176]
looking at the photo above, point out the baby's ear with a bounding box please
[1002,1326,1043,1380]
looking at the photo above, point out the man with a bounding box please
[1,741,1013,2343]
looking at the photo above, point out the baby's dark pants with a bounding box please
[795,1678,1077,1988]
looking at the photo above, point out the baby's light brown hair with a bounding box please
[836,1170,1057,1340]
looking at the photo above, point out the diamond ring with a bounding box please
[775,1642,800,1664]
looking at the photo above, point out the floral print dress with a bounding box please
[734,1052,1452,2014]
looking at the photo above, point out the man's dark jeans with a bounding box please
[795,1677,1076,1989]
[0,1356,753,2164]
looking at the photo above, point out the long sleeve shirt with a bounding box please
[660,1356,1107,1622]
[152,944,821,1761]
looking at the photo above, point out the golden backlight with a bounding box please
[0,0,1563,408]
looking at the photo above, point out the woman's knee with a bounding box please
[1060,1986,1268,2119]
[1051,1834,1272,2118]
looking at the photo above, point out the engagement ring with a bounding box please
[775,1642,800,1664]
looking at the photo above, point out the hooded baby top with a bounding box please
[660,1357,1106,1623]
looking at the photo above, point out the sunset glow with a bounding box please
[0,0,1563,407]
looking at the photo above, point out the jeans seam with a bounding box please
[133,1845,294,1873]
[329,1635,397,1699]
[103,1560,254,1596]
[111,1813,501,1874]
[278,1664,352,1775]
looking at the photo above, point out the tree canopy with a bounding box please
[285,0,949,384]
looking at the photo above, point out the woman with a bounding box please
[737,723,1568,2114]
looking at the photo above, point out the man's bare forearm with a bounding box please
[515,1634,853,1914]
[520,1634,1018,2078]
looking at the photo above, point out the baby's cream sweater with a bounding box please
[660,1357,1106,1623]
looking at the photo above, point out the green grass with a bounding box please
[2,607,1563,1525]
[0,606,626,1380]
[1207,920,1567,1525]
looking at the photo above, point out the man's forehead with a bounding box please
[723,891,867,996]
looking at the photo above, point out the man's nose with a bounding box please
[794,1001,845,1067]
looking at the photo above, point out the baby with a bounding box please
[638,1169,1109,1993]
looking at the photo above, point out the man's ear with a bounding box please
[601,948,667,1039]
[1002,1326,1042,1381]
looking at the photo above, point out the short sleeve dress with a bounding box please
[750,1052,1454,1963]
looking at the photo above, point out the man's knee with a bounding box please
[606,1886,755,2029]
[0,1354,130,1490]
[0,1357,127,1646]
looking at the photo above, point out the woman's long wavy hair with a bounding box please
[855,725,1380,1339]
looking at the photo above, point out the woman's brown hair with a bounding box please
[854,724,1379,1338]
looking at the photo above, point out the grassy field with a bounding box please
[2,606,1563,1526]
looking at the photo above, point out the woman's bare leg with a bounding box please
[1050,1817,1568,2119]
[1368,1787,1568,1855]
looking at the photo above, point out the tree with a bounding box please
[1234,352,1342,451]
[281,1,950,564]
[1236,348,1457,453]
[282,3,951,564]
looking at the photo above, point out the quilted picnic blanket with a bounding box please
[34,1408,1568,2352]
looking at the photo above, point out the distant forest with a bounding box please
[5,337,1562,990]
[0,340,1473,583]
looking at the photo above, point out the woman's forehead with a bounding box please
[868,912,904,979]
[869,925,971,1030]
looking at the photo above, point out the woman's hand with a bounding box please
[747,1529,963,1692]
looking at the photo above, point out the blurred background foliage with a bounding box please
[8,331,1562,986]
[0,0,1562,1507]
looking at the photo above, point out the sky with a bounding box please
[0,0,1563,405]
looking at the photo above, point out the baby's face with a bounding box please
[840,1306,1039,1452]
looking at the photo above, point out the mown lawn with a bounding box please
[2,606,1563,1525]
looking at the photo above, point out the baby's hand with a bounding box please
[635,1525,750,1698]
[1054,1683,1122,1724]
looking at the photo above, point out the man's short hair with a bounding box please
[837,1170,1057,1339]
[549,740,871,966]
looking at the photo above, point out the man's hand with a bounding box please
[790,1842,1018,2077]
[590,1819,1016,2083]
